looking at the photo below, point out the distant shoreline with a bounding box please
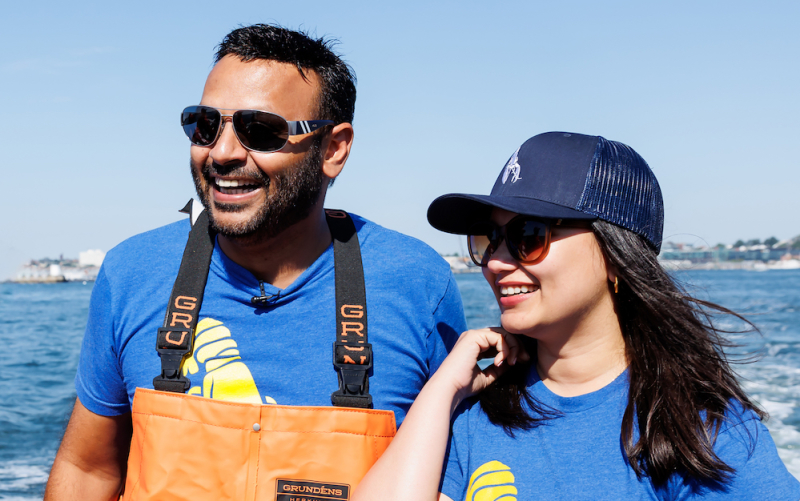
[659,259,800,272]
[442,254,800,274]
[2,279,95,284]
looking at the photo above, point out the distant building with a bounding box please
[79,249,106,267]
[441,255,481,274]
[12,250,105,283]
[659,236,800,270]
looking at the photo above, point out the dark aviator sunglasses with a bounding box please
[467,215,593,267]
[181,105,334,153]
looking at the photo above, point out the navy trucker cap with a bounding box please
[427,131,664,252]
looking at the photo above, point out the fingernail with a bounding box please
[496,359,503,367]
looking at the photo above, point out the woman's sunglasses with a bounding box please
[467,215,592,267]
[181,105,334,153]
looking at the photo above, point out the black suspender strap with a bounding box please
[326,209,373,409]
[152,204,372,408]
[153,200,216,393]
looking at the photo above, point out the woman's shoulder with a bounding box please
[714,400,783,462]
[662,400,800,499]
[713,400,776,456]
[449,396,514,443]
[451,396,484,429]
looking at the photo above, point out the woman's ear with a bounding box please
[604,254,620,291]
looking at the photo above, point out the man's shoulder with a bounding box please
[350,213,450,273]
[102,218,190,277]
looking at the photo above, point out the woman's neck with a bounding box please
[535,303,627,397]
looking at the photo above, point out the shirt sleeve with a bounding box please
[666,415,800,500]
[440,406,470,501]
[427,273,467,376]
[74,266,131,416]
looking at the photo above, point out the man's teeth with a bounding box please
[500,285,536,296]
[214,178,260,194]
[216,179,257,188]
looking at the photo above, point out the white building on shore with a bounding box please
[79,249,106,267]
[12,250,105,283]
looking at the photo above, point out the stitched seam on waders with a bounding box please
[264,429,394,438]
[136,392,388,416]
[131,411,246,431]
[129,413,151,499]
[132,412,394,437]
[140,388,391,414]
[253,430,261,500]
[253,416,263,499]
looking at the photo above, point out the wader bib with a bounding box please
[121,202,396,501]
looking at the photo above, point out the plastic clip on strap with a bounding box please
[153,200,216,393]
[155,327,193,392]
[326,209,373,409]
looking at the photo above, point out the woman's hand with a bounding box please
[432,327,529,409]
[352,328,528,501]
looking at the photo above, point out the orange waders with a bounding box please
[120,204,395,501]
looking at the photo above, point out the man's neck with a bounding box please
[217,205,332,289]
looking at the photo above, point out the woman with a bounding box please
[353,132,799,500]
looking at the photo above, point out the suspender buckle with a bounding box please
[153,327,193,393]
[331,341,373,408]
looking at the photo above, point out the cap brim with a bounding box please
[427,194,597,235]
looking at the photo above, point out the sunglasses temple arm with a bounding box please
[287,120,335,136]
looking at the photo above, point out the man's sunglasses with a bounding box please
[467,215,592,267]
[181,105,334,153]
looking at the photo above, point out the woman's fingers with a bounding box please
[455,328,518,368]
[477,364,504,390]
[461,327,529,395]
[436,327,531,400]
[479,327,522,368]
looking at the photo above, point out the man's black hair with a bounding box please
[215,24,356,125]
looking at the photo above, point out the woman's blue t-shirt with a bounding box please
[442,370,799,500]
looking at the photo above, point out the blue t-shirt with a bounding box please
[442,370,799,500]
[75,213,466,426]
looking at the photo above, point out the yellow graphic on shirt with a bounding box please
[465,461,517,501]
[182,318,277,405]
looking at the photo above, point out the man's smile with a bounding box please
[212,177,263,195]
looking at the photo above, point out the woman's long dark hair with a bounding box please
[478,219,765,486]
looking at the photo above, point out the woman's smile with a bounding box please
[482,208,615,343]
[499,284,538,297]
[497,282,539,307]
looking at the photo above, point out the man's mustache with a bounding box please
[202,161,270,186]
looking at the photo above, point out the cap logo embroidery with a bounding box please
[502,148,522,184]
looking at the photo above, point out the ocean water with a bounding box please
[1,270,799,498]
[0,282,91,500]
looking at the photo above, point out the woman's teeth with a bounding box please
[500,285,536,297]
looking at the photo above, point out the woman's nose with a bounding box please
[485,239,518,273]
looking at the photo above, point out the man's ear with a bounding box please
[321,123,354,180]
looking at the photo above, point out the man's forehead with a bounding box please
[200,55,319,117]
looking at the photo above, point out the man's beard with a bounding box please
[191,138,325,242]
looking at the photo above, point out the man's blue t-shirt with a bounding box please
[75,213,466,426]
[442,370,799,500]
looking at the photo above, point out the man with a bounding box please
[45,24,465,500]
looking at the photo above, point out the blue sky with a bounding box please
[1,1,798,279]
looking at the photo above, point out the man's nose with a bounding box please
[210,118,248,165]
